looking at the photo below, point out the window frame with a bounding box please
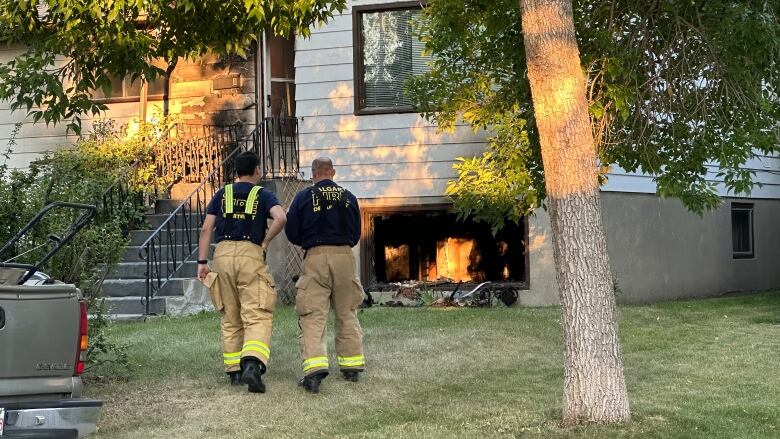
[91,74,167,104]
[352,1,427,116]
[359,203,531,290]
[731,202,755,259]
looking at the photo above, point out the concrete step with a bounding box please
[102,278,192,297]
[145,214,176,229]
[104,297,166,315]
[122,244,214,263]
[129,228,202,246]
[109,260,199,279]
[153,197,212,215]
[154,199,184,215]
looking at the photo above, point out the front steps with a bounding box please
[102,199,216,320]
[101,178,309,320]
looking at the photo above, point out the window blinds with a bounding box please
[361,8,430,109]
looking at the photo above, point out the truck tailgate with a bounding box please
[0,284,81,397]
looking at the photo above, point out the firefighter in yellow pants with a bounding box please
[198,152,287,393]
[285,157,365,394]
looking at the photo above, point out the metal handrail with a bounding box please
[161,123,242,192]
[136,118,300,316]
[173,123,241,141]
[137,129,258,315]
[96,159,147,227]
[262,117,299,178]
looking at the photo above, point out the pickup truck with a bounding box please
[0,203,103,438]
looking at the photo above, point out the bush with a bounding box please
[0,120,167,371]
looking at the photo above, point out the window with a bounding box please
[92,74,166,102]
[360,205,529,288]
[353,2,431,115]
[731,203,754,259]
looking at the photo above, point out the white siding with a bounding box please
[297,0,780,202]
[0,44,144,170]
[602,158,780,199]
[295,0,487,202]
[1,45,66,169]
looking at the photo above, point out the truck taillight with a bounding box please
[75,300,88,376]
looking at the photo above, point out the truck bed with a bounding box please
[0,279,82,400]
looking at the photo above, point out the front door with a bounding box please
[267,33,296,118]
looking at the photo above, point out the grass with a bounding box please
[86,292,780,438]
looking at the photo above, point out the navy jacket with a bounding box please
[206,182,280,246]
[285,179,361,250]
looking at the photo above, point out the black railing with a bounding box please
[138,131,258,315]
[260,117,299,178]
[173,123,243,142]
[137,119,300,316]
[160,124,242,187]
[96,161,147,231]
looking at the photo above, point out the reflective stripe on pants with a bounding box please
[209,241,277,372]
[295,245,365,376]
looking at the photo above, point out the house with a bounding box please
[2,0,779,311]
[292,0,780,304]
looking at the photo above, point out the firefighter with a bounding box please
[197,151,287,393]
[285,157,365,394]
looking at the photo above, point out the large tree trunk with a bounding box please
[519,0,630,425]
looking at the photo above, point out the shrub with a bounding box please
[0,119,169,371]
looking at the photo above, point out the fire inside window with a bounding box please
[371,212,526,284]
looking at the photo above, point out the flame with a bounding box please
[436,238,476,282]
[384,244,410,281]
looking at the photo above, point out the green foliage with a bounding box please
[446,112,544,234]
[0,0,346,132]
[0,122,155,370]
[409,0,780,229]
[612,272,623,298]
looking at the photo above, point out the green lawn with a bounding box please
[87,292,780,438]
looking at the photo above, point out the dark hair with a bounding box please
[235,152,261,177]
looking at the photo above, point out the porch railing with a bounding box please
[173,123,242,142]
[159,123,243,186]
[138,129,271,314]
[137,119,300,315]
[260,117,299,178]
[96,161,148,231]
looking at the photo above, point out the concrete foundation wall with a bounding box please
[514,193,780,306]
[601,192,780,302]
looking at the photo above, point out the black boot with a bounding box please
[227,371,243,386]
[298,370,329,394]
[342,370,360,382]
[241,358,266,393]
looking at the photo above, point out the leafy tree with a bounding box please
[0,0,346,133]
[0,121,157,371]
[409,0,779,425]
[409,0,780,228]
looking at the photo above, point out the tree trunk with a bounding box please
[519,0,630,425]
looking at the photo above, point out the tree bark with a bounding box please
[519,0,630,425]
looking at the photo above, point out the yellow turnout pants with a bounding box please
[204,240,276,372]
[295,245,365,376]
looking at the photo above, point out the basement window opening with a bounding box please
[365,209,527,288]
[731,203,754,259]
